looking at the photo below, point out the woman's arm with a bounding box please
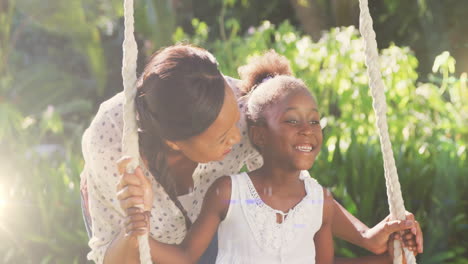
[104,207,192,264]
[103,229,141,264]
[103,164,153,264]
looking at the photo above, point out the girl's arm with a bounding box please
[331,200,368,247]
[123,176,232,264]
[332,199,423,254]
[335,255,392,264]
[322,190,394,264]
[314,188,335,264]
[173,176,232,262]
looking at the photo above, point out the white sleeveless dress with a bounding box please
[216,171,324,264]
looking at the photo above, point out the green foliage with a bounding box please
[177,20,468,262]
[0,104,90,263]
[134,0,177,55]
[0,1,93,262]
[14,0,109,95]
[0,96,91,263]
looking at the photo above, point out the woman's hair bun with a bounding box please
[238,50,293,94]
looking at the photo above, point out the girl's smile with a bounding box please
[294,144,314,152]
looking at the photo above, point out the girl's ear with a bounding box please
[165,140,181,151]
[249,124,267,148]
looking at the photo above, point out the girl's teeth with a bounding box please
[295,146,313,152]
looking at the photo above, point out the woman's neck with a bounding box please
[165,151,197,195]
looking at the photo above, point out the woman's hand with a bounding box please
[364,211,423,255]
[116,158,153,214]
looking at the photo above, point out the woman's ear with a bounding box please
[165,140,181,151]
[249,125,266,148]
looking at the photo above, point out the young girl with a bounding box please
[122,51,405,263]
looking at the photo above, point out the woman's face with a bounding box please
[167,83,241,163]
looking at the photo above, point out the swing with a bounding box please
[102,0,418,263]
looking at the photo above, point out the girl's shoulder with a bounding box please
[206,172,250,203]
[319,186,334,226]
[300,171,323,191]
[203,175,233,220]
[206,175,232,199]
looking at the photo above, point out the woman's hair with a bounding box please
[135,44,225,229]
[238,50,310,125]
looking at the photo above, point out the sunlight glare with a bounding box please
[0,184,5,219]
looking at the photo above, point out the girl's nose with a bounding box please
[299,124,313,136]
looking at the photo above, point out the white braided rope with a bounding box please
[121,0,152,263]
[358,0,416,263]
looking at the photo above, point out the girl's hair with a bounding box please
[238,50,310,124]
[135,44,225,229]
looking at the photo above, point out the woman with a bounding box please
[80,44,422,264]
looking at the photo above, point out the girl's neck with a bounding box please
[251,161,303,187]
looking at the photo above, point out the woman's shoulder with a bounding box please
[85,92,124,133]
[224,75,242,99]
[82,92,125,157]
[95,92,125,123]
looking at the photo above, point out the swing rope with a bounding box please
[120,0,152,263]
[358,0,416,263]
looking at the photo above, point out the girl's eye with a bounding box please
[286,120,299,124]
[309,120,320,125]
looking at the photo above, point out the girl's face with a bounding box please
[254,89,322,171]
[167,83,242,163]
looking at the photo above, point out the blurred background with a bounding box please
[0,0,467,263]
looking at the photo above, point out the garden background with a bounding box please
[0,0,467,263]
